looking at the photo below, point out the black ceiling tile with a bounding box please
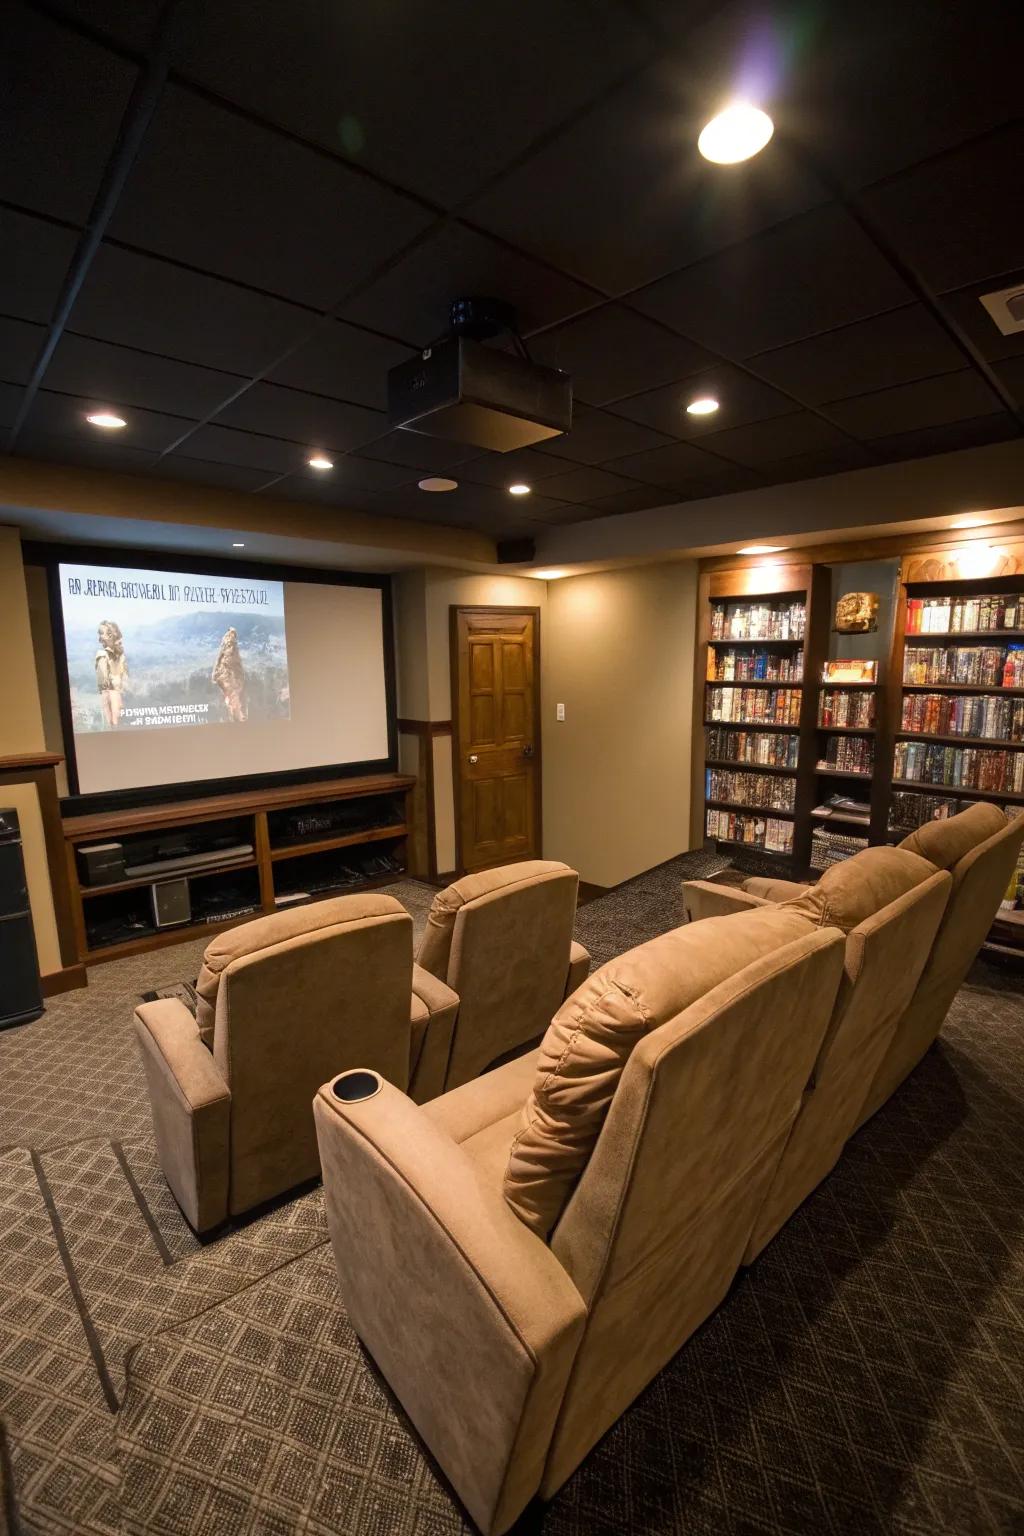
[266,468,411,509]
[12,429,158,475]
[71,244,312,375]
[0,383,25,430]
[0,208,78,326]
[750,306,967,406]
[267,320,412,411]
[860,123,1024,295]
[585,485,675,516]
[526,305,712,406]
[2,4,137,226]
[609,363,795,439]
[525,502,620,525]
[631,203,913,358]
[0,317,45,386]
[151,455,278,492]
[24,390,195,453]
[465,61,827,295]
[45,333,246,419]
[454,445,579,489]
[604,438,740,489]
[108,86,435,311]
[355,429,487,473]
[44,0,167,52]
[168,423,306,475]
[291,456,413,495]
[935,274,1024,365]
[993,357,1024,410]
[532,464,643,504]
[756,443,876,486]
[535,404,673,466]
[869,413,1021,465]
[825,370,1005,441]
[341,223,597,347]
[696,411,858,469]
[214,382,384,453]
[172,0,649,208]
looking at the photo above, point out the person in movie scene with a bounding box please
[95,620,128,728]
[212,626,247,722]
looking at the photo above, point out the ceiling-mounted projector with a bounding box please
[387,297,572,452]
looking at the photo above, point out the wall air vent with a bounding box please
[979,282,1024,337]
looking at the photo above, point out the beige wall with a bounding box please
[0,527,62,975]
[542,561,699,888]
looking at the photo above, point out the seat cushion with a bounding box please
[415,860,576,981]
[503,905,818,1238]
[898,800,1007,869]
[195,893,407,1043]
[781,846,936,934]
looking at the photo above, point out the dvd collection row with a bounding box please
[710,599,806,642]
[899,692,1024,742]
[888,791,977,833]
[819,737,874,773]
[903,645,1024,688]
[905,594,1022,635]
[705,727,799,768]
[810,827,869,870]
[818,689,876,728]
[892,741,1024,795]
[706,648,804,682]
[706,768,796,811]
[705,686,802,725]
[705,809,794,852]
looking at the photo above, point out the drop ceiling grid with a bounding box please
[1,0,1021,533]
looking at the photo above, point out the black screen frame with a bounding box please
[26,542,398,816]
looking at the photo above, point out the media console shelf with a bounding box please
[62,771,416,964]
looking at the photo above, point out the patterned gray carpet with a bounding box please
[2,863,1023,1535]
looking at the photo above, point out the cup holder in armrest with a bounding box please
[332,1069,383,1103]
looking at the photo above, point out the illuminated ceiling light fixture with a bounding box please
[738,544,786,555]
[507,482,532,495]
[686,396,719,416]
[308,454,334,470]
[418,476,458,492]
[85,411,126,429]
[698,102,774,164]
[529,569,570,580]
[232,542,245,548]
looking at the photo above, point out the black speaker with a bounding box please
[0,808,44,1029]
[496,537,536,564]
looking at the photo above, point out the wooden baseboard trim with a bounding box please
[41,963,88,997]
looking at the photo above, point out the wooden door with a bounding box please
[452,607,540,873]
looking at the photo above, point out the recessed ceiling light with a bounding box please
[698,103,774,164]
[232,542,245,548]
[308,454,334,470]
[418,477,458,492]
[508,482,532,495]
[686,396,719,416]
[85,411,126,429]
[737,545,786,555]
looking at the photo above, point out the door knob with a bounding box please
[469,754,478,764]
[522,744,534,758]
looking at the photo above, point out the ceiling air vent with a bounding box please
[979,283,1024,337]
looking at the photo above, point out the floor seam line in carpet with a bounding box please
[111,1138,176,1267]
[29,1147,121,1413]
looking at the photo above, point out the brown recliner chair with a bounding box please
[134,893,458,1234]
[415,860,590,1091]
[314,906,845,1535]
[702,847,953,1261]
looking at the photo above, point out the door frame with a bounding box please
[449,604,543,876]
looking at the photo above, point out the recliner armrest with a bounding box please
[564,939,591,1000]
[134,999,231,1234]
[314,1076,586,1536]
[408,962,460,1103]
[681,879,775,922]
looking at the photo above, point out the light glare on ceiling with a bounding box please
[308,454,334,470]
[951,516,988,529]
[737,544,786,555]
[508,483,532,495]
[698,103,774,164]
[529,569,570,580]
[85,411,126,429]
[686,396,719,416]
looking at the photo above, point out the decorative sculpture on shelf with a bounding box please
[834,591,880,633]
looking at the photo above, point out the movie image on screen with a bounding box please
[60,563,289,734]
[56,560,391,800]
